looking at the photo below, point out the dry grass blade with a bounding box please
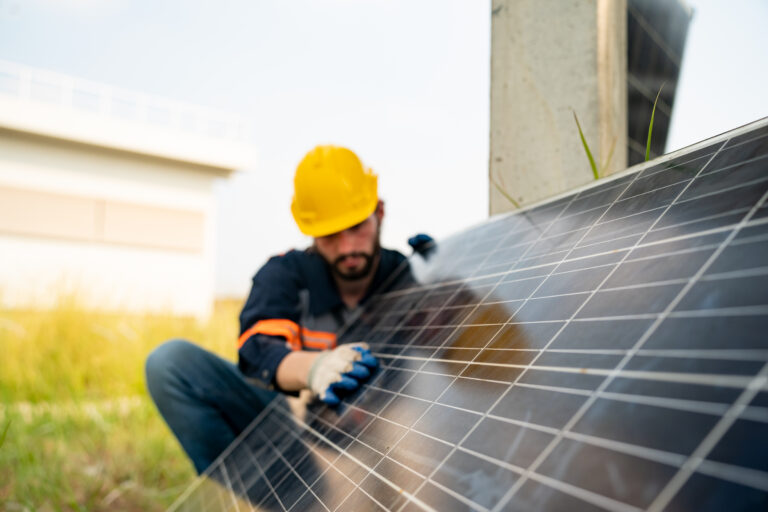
[602,135,617,175]
[492,179,520,209]
[0,419,10,449]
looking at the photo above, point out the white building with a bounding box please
[0,60,255,317]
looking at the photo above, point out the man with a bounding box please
[145,145,427,474]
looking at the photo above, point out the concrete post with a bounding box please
[489,0,627,214]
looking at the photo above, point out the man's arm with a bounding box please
[238,253,307,390]
[237,252,377,404]
[274,350,319,391]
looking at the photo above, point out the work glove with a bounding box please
[408,233,435,256]
[307,343,378,406]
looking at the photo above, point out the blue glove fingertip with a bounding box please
[321,390,341,406]
[330,375,359,391]
[346,362,370,379]
[352,346,377,366]
[359,353,378,369]
[408,233,435,255]
[408,233,433,248]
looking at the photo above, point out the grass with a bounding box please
[572,112,618,181]
[0,296,244,511]
[574,81,666,180]
[1,399,190,511]
[0,419,9,449]
[573,111,600,180]
[491,178,521,209]
[494,83,668,208]
[646,82,665,162]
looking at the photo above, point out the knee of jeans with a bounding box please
[145,339,194,392]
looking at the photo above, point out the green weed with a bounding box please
[572,112,620,180]
[489,83,670,209]
[573,111,600,180]
[646,82,666,161]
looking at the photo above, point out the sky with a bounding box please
[665,0,768,151]
[0,0,766,297]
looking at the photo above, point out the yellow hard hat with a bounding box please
[291,145,378,237]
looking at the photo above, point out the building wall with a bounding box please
[0,60,256,318]
[489,0,628,214]
[0,130,218,317]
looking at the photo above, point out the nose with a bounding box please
[335,229,356,254]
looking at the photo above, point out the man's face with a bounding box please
[314,212,381,281]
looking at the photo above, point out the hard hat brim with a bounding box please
[292,194,378,238]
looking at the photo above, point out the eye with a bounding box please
[349,220,366,232]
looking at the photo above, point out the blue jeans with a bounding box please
[145,339,277,474]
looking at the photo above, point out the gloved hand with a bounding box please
[307,343,378,406]
[408,233,435,255]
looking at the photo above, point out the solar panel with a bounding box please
[170,118,768,511]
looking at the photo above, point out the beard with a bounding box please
[330,239,381,281]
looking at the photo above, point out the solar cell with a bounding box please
[170,118,768,511]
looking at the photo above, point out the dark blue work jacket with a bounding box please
[237,247,407,390]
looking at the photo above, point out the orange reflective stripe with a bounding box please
[238,319,301,351]
[301,328,337,350]
[237,319,337,352]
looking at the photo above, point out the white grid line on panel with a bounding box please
[649,363,768,511]
[390,302,768,323]
[397,149,667,512]
[254,428,331,512]
[667,305,768,318]
[281,406,424,511]
[218,463,244,512]
[373,356,759,389]
[411,480,488,512]
[741,406,768,423]
[311,402,487,512]
[348,194,589,510]
[373,345,768,364]
[346,388,645,512]
[525,471,644,512]
[700,151,768,178]
[697,459,768,494]
[701,266,768,282]
[245,438,289,512]
[528,153,768,511]
[392,195,764,508]
[649,183,768,507]
[376,212,768,303]
[167,398,282,511]
[491,138,733,511]
[172,124,768,510]
[270,404,438,512]
[368,364,766,427]
[270,409,392,512]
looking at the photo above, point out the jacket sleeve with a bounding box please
[237,253,304,390]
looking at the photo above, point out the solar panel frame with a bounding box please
[169,117,768,512]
